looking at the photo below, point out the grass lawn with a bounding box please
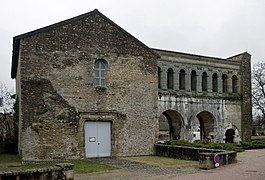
[122,156,199,168]
[0,154,117,174]
[252,135,265,140]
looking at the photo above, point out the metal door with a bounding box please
[85,121,111,158]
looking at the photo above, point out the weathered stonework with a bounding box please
[11,9,252,161]
[12,10,158,161]
[156,49,252,143]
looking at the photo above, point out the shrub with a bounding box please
[164,140,246,152]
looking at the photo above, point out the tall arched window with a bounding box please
[232,75,238,93]
[191,70,197,91]
[222,74,228,93]
[158,67,162,88]
[95,59,107,87]
[202,72,208,92]
[212,73,218,92]
[167,68,174,89]
[179,69,185,90]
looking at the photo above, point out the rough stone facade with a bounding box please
[12,10,158,161]
[156,49,252,143]
[11,9,252,161]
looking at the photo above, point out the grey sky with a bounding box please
[1,0,265,89]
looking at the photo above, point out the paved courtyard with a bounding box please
[75,149,265,180]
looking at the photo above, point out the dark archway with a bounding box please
[158,67,161,88]
[222,74,228,93]
[232,75,238,93]
[202,72,208,92]
[212,73,218,92]
[179,69,185,90]
[225,129,235,143]
[196,111,215,142]
[191,70,197,91]
[159,110,183,140]
[167,68,174,89]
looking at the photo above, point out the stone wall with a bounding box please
[158,95,242,142]
[16,10,158,160]
[155,49,251,142]
[239,53,252,141]
[154,144,237,169]
[0,163,74,180]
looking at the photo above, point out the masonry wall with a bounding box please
[17,12,158,161]
[158,95,241,142]
[155,49,249,142]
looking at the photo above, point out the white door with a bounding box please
[85,121,111,158]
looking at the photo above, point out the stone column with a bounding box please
[197,71,202,95]
[185,71,191,95]
[173,68,179,91]
[161,67,167,90]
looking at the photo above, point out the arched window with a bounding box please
[95,59,107,87]
[179,69,185,90]
[167,68,174,89]
[158,67,162,88]
[232,75,238,93]
[202,72,208,92]
[191,70,197,91]
[222,74,228,93]
[212,73,218,92]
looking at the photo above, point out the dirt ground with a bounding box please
[75,149,265,180]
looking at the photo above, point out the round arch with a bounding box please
[196,111,215,142]
[224,123,241,143]
[225,129,235,143]
[158,110,184,141]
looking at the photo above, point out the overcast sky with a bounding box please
[1,0,265,89]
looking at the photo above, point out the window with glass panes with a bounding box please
[95,60,107,87]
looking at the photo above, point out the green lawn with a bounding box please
[0,154,117,174]
[252,135,265,140]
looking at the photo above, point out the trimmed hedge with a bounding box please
[165,139,265,152]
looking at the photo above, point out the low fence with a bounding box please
[0,163,74,180]
[154,144,237,169]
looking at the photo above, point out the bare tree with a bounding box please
[0,113,14,142]
[0,82,15,113]
[0,82,17,152]
[252,62,265,121]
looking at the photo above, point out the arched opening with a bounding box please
[191,70,197,91]
[158,67,161,88]
[95,59,107,87]
[196,111,215,142]
[212,73,218,92]
[232,75,238,93]
[158,110,183,141]
[167,68,174,89]
[202,72,208,92]
[225,129,235,143]
[222,74,228,93]
[179,69,185,90]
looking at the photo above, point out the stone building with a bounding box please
[11,9,252,161]
[155,49,252,143]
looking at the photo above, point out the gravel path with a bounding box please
[75,149,265,180]
[75,157,199,180]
